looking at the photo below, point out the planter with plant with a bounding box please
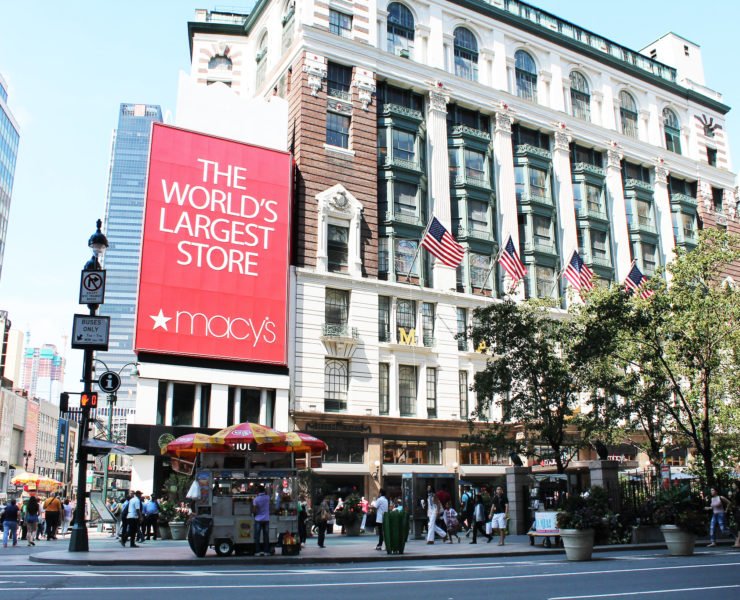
[335,493,364,536]
[157,500,176,539]
[556,487,609,561]
[168,505,191,540]
[654,486,707,556]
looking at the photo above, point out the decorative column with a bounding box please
[653,158,676,280]
[492,103,523,298]
[426,83,456,290]
[165,382,174,426]
[604,141,632,281]
[589,460,621,512]
[259,389,268,425]
[505,465,532,535]
[193,384,202,427]
[274,389,289,431]
[552,122,579,303]
[208,384,229,428]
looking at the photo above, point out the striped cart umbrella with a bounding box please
[211,422,286,446]
[258,431,327,453]
[165,432,232,456]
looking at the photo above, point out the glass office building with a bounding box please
[0,72,20,282]
[99,104,162,409]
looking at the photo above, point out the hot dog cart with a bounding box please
[193,450,300,556]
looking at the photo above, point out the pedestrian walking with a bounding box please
[61,499,73,536]
[25,496,39,546]
[706,486,731,547]
[442,502,461,543]
[42,494,62,540]
[121,490,143,548]
[118,493,132,540]
[297,495,308,546]
[425,485,446,544]
[470,493,491,543]
[1,499,20,548]
[253,484,271,556]
[461,485,473,535]
[374,489,388,551]
[315,499,331,548]
[360,496,368,532]
[143,495,161,540]
[488,486,509,545]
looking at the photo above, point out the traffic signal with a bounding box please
[80,392,98,408]
[59,392,69,412]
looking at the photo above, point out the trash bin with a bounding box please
[187,516,213,558]
[382,510,410,554]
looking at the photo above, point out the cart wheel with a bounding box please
[543,537,551,548]
[215,539,234,557]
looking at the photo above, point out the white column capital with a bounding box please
[553,122,571,152]
[495,104,514,135]
[428,84,449,114]
[606,141,623,169]
[654,158,669,185]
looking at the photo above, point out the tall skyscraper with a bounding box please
[99,103,162,408]
[0,72,20,282]
[21,343,64,403]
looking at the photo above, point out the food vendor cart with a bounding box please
[193,450,301,556]
[166,425,327,557]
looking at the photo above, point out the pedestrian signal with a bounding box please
[80,392,98,408]
[59,392,69,412]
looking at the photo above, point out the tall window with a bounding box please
[396,298,416,341]
[326,112,350,148]
[642,243,657,274]
[458,370,469,418]
[379,362,389,415]
[325,359,349,411]
[327,62,352,98]
[327,225,349,272]
[422,302,435,346]
[533,215,552,249]
[535,265,556,298]
[663,108,682,154]
[325,288,349,333]
[329,9,352,38]
[529,167,547,199]
[569,71,591,121]
[387,2,414,55]
[468,199,488,232]
[464,149,486,182]
[457,307,468,351]
[392,129,416,162]
[515,50,537,101]
[398,365,417,416]
[619,91,638,138]
[394,181,418,217]
[378,296,391,342]
[394,238,418,276]
[426,367,437,418]
[453,27,478,81]
[591,230,609,262]
[469,253,491,289]
[255,33,268,89]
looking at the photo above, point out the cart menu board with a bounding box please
[196,471,212,505]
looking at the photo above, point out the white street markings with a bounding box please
[549,584,740,599]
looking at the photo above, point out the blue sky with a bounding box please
[0,1,738,393]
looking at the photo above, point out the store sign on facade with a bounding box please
[135,124,292,364]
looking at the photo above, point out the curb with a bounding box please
[27,541,736,567]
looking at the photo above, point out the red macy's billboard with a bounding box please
[135,123,292,365]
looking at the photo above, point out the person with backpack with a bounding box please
[470,493,492,543]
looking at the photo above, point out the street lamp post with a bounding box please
[23,451,32,472]
[69,220,108,553]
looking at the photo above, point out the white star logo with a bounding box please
[150,309,172,331]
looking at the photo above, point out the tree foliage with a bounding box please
[582,229,740,487]
[468,299,621,473]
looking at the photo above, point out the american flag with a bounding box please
[563,250,595,294]
[421,217,465,268]
[498,235,527,282]
[623,262,653,299]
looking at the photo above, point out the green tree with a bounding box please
[468,299,620,473]
[582,229,740,488]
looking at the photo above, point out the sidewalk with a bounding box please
[28,529,737,566]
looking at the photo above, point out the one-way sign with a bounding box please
[71,314,110,351]
[98,371,121,393]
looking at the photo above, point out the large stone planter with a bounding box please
[343,520,362,537]
[169,522,188,540]
[559,528,595,561]
[631,526,663,544]
[159,523,172,540]
[660,525,696,556]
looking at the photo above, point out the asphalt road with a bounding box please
[0,548,738,599]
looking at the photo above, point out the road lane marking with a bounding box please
[0,561,736,592]
[549,584,740,599]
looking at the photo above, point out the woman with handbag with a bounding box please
[25,496,40,546]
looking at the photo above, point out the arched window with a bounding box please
[663,107,682,154]
[569,71,590,121]
[619,91,638,138]
[208,54,232,70]
[515,50,537,101]
[387,3,414,56]
[453,27,478,81]
[255,32,268,88]
[324,359,349,412]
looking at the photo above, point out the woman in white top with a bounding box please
[425,485,446,544]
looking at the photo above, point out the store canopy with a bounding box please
[82,438,146,456]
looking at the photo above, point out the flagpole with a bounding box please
[549,249,574,298]
[481,241,501,295]
[405,217,434,282]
